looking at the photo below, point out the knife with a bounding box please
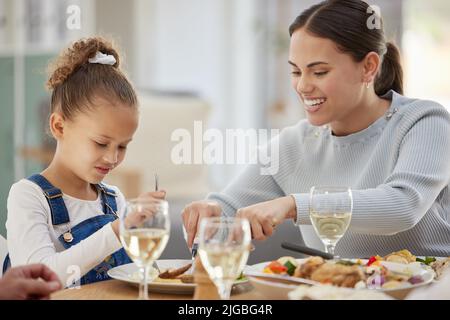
[281,242,334,260]
[183,225,198,274]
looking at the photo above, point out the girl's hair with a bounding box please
[47,37,138,120]
[289,0,403,96]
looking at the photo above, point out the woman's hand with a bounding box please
[181,201,222,248]
[0,264,62,300]
[111,190,167,237]
[236,195,297,240]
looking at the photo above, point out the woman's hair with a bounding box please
[47,37,138,120]
[289,0,403,96]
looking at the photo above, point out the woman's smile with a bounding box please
[303,97,327,113]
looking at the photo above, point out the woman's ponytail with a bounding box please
[375,42,404,96]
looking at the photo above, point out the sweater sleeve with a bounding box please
[207,164,285,217]
[6,181,123,287]
[293,107,450,235]
[207,133,287,216]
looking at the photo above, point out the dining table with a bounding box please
[51,279,266,300]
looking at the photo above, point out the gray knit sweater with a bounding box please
[207,90,450,258]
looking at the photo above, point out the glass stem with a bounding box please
[216,281,233,300]
[139,266,149,300]
[325,244,335,256]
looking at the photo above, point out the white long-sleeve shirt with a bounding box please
[207,90,450,258]
[6,179,124,286]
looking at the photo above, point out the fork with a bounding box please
[152,261,161,273]
[152,173,161,274]
[154,173,159,192]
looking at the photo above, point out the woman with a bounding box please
[182,0,450,258]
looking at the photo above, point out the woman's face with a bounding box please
[289,28,366,127]
[55,97,139,185]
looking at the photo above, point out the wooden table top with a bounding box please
[51,279,266,300]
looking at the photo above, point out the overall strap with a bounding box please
[27,174,70,225]
[97,183,118,216]
[2,254,11,275]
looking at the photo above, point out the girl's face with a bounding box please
[289,28,367,127]
[54,98,139,185]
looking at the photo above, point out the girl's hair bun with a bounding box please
[47,37,120,90]
[46,36,137,121]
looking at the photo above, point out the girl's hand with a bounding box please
[236,196,297,240]
[137,190,166,200]
[112,190,167,237]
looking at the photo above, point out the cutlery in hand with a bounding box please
[281,242,334,260]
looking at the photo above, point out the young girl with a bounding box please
[182,0,450,258]
[4,37,165,286]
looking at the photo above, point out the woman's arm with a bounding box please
[207,162,286,216]
[182,132,290,245]
[181,125,302,245]
[182,162,287,246]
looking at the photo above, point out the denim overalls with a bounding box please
[2,174,131,285]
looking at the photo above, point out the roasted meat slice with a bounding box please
[294,256,325,279]
[158,263,192,279]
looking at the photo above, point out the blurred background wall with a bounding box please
[1,0,449,261]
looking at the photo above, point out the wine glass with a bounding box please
[309,186,353,257]
[198,217,251,300]
[119,198,170,300]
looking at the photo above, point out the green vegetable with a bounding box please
[335,260,357,266]
[416,256,436,265]
[236,272,247,281]
[284,261,297,276]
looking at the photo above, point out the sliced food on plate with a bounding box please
[158,263,194,283]
[429,257,450,279]
[259,249,441,290]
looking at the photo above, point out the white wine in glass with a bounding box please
[119,198,170,300]
[198,217,251,300]
[309,186,353,257]
[121,228,169,266]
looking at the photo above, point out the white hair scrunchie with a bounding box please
[88,51,116,65]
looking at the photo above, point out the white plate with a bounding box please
[244,258,311,299]
[108,259,195,294]
[244,259,435,300]
[108,259,248,295]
